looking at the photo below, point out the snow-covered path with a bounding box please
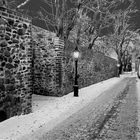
[137,77,140,139]
[0,76,128,140]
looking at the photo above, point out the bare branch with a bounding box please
[17,0,30,9]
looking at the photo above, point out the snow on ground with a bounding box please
[0,75,133,140]
[137,76,140,139]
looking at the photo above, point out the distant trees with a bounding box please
[103,0,139,73]
[72,0,139,73]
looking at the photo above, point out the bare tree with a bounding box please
[17,0,30,9]
[37,1,78,40]
[4,0,30,9]
[81,0,120,49]
[104,0,139,74]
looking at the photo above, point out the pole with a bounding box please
[74,59,78,96]
[75,60,78,85]
[138,57,140,79]
[117,66,120,77]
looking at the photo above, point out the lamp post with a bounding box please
[73,46,80,97]
[137,56,140,79]
[117,63,120,77]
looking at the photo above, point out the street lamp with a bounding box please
[117,63,120,77]
[137,56,140,79]
[73,46,80,97]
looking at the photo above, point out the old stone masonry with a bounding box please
[0,6,64,120]
[0,6,32,119]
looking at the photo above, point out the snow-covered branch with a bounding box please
[17,0,30,9]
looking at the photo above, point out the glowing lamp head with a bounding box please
[73,51,80,59]
[117,63,120,67]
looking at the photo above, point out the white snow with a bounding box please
[0,76,131,140]
[137,76,140,139]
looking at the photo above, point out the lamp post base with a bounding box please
[73,85,79,97]
[117,72,120,77]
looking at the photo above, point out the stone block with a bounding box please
[5,84,15,91]
[8,19,14,26]
[0,84,5,91]
[6,26,11,32]
[5,79,10,84]
[5,63,14,69]
[4,50,10,57]
[8,57,13,63]
[17,28,25,36]
[12,38,19,44]
[0,41,7,47]
[5,34,10,40]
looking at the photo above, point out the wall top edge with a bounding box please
[0,6,32,21]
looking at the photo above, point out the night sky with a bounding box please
[8,0,140,30]
[12,0,75,30]
[134,0,140,29]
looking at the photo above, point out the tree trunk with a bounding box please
[119,63,123,75]
[88,36,98,49]
[123,64,127,72]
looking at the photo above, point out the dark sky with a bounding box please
[8,0,140,30]
[14,0,75,30]
[132,0,140,29]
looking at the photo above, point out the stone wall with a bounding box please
[0,7,32,119]
[30,26,118,97]
[62,44,118,95]
[32,26,64,96]
[32,26,56,96]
